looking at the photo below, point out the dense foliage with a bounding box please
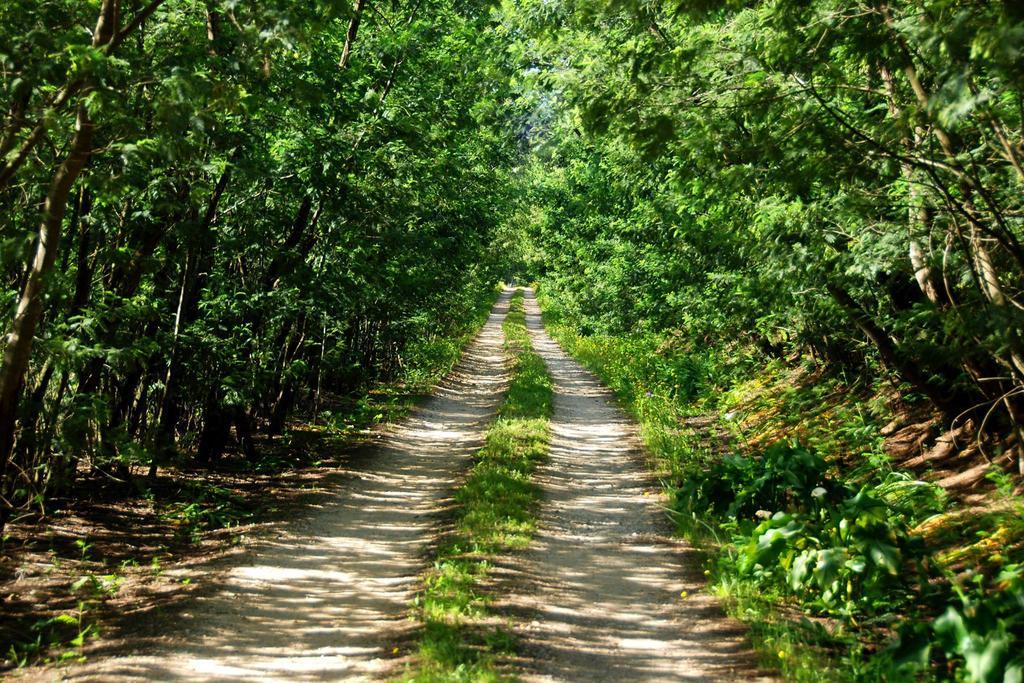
[501,0,1024,453]
[5,0,1024,679]
[0,0,517,527]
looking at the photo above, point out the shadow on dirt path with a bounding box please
[25,290,513,683]
[500,289,772,682]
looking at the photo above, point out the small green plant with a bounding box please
[735,488,909,616]
[73,538,94,561]
[160,484,254,543]
[931,565,1024,682]
[678,441,831,521]
[5,603,96,669]
[6,635,44,669]
[71,573,123,600]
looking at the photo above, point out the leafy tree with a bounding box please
[501,0,1024,444]
[0,0,520,528]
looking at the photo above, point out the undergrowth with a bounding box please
[315,284,503,440]
[538,289,1024,683]
[403,291,552,682]
[1,288,503,671]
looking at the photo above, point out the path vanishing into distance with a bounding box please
[31,288,765,682]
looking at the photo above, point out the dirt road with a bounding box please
[25,287,767,682]
[502,290,767,682]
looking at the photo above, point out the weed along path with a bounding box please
[39,290,513,682]
[503,290,768,682]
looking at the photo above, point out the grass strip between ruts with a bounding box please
[402,290,553,682]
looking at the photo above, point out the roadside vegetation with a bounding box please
[406,291,552,682]
[0,287,499,669]
[4,0,1024,680]
[501,1,1024,679]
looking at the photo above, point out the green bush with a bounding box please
[679,441,832,521]
[735,488,909,615]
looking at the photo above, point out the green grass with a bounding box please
[402,291,553,682]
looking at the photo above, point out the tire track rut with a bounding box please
[502,289,769,682]
[39,291,513,682]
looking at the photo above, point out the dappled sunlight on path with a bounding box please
[501,289,771,682]
[43,291,513,683]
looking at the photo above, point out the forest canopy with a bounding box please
[506,0,1024,441]
[498,3,1024,677]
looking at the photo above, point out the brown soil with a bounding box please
[0,429,369,674]
[726,362,1020,504]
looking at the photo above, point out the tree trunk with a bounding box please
[153,164,232,452]
[268,314,308,435]
[0,104,95,479]
[0,0,119,529]
[878,63,946,308]
[0,81,32,166]
[205,0,222,55]
[70,187,95,314]
[339,0,366,68]
[262,196,313,291]
[197,389,229,464]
